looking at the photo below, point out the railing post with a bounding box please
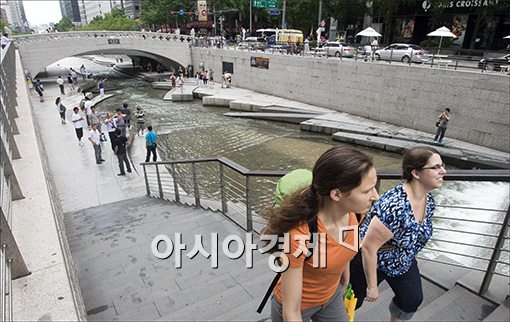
[219,163,227,213]
[155,164,163,198]
[171,164,180,203]
[245,176,253,231]
[1,244,6,322]
[142,164,151,196]
[479,204,510,294]
[192,163,200,208]
[7,258,12,321]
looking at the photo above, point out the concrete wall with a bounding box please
[192,48,510,152]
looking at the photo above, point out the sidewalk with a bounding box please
[27,83,147,213]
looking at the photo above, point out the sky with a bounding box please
[23,0,62,26]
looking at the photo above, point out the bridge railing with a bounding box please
[142,157,509,297]
[0,42,30,322]
[14,31,193,44]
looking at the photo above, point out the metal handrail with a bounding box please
[142,158,509,296]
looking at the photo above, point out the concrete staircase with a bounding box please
[65,197,508,321]
[64,196,273,321]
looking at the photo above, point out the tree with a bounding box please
[0,19,9,33]
[54,16,74,32]
[80,8,141,31]
[140,0,195,30]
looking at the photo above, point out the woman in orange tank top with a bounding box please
[263,146,380,321]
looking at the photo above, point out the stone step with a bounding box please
[157,282,253,321]
[356,277,444,321]
[412,285,496,321]
[483,297,509,321]
[211,296,271,321]
[224,112,318,124]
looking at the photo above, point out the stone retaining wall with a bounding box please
[191,48,510,152]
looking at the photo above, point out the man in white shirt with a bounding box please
[71,107,85,145]
[56,76,65,95]
[1,33,11,49]
[84,97,93,128]
[88,123,104,164]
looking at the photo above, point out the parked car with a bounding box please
[478,54,510,71]
[374,43,429,63]
[321,41,355,58]
[238,37,267,51]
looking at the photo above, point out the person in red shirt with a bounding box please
[263,146,380,321]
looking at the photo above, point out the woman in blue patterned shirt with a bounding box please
[350,146,446,321]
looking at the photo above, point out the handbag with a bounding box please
[435,121,440,127]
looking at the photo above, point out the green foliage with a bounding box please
[0,19,9,33]
[54,16,74,32]
[79,8,141,31]
[140,0,195,29]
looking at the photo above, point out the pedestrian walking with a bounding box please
[70,68,79,86]
[113,129,132,176]
[350,146,446,321]
[208,68,215,85]
[178,76,184,93]
[121,102,132,129]
[67,75,75,91]
[1,32,11,49]
[144,125,158,162]
[105,112,117,150]
[89,106,102,134]
[135,107,145,136]
[84,97,93,128]
[55,97,67,124]
[56,76,65,95]
[34,79,45,102]
[170,74,176,88]
[98,79,106,96]
[114,108,127,137]
[79,64,87,81]
[264,146,379,322]
[434,108,451,144]
[71,107,85,145]
[88,123,104,164]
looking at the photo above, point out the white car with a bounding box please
[375,43,429,63]
[321,41,355,58]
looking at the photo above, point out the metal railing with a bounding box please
[142,157,509,296]
[14,31,193,44]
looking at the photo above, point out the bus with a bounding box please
[256,28,304,46]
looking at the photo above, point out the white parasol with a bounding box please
[427,26,457,55]
[356,27,382,38]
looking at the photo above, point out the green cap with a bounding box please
[274,169,313,208]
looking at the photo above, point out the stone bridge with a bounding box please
[15,31,193,76]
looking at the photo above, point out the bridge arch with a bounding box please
[15,31,193,76]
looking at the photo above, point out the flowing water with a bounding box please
[49,57,510,275]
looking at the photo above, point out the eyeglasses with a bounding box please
[421,163,446,170]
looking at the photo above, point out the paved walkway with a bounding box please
[27,82,147,213]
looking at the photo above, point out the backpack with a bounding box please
[257,169,364,314]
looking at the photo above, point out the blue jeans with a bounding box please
[349,252,423,320]
[434,127,447,142]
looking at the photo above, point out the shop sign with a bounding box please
[250,57,269,69]
[422,0,500,11]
